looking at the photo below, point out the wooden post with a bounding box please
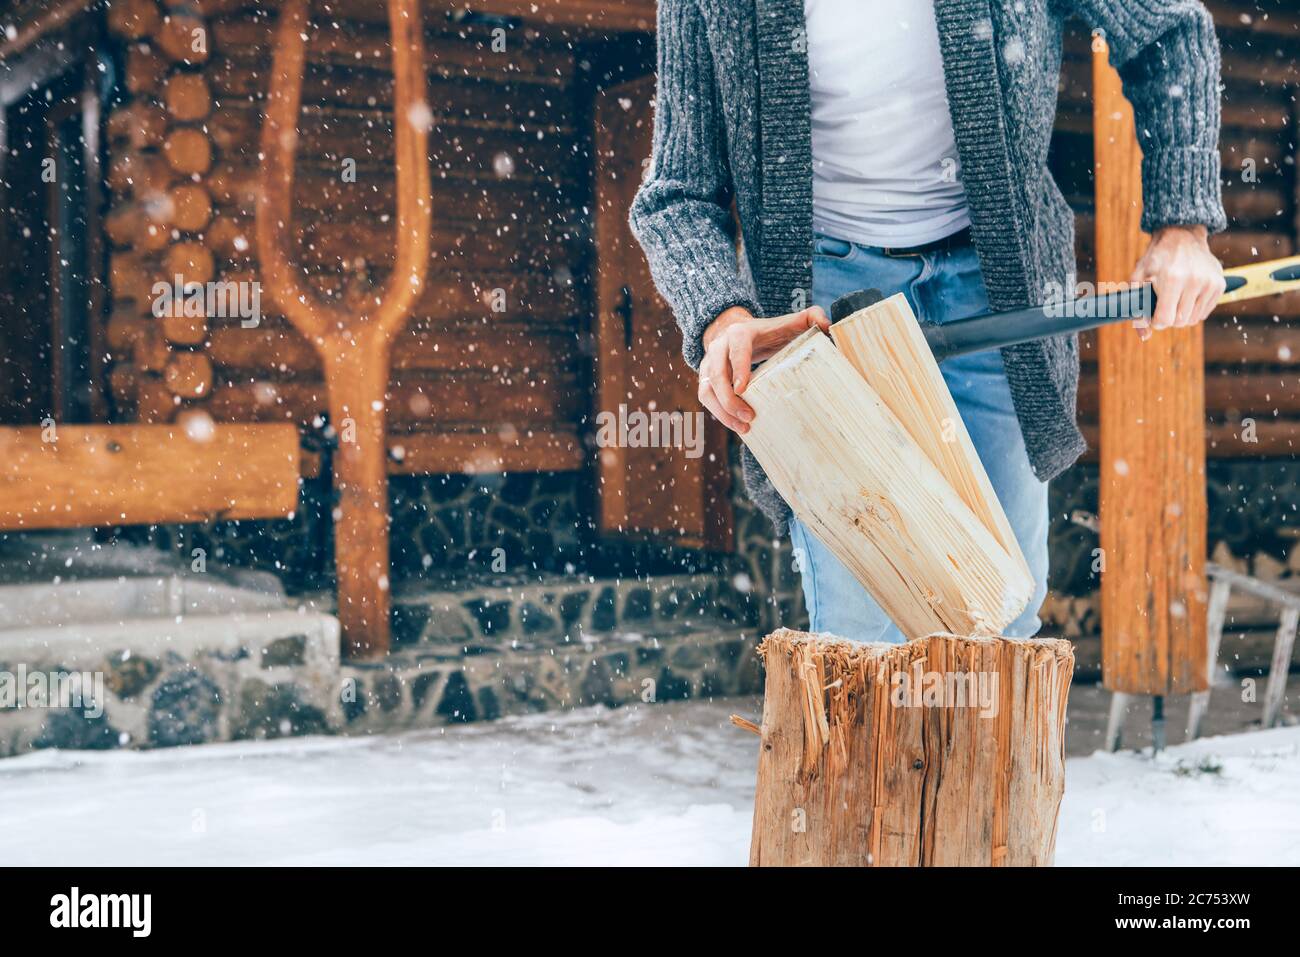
[256,0,431,659]
[747,629,1073,866]
[741,328,1033,638]
[1092,39,1208,695]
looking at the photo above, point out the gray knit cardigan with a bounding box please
[628,0,1226,535]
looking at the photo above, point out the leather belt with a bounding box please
[879,226,973,258]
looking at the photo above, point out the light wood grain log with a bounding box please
[748,629,1073,867]
[831,292,1030,583]
[741,329,1033,638]
[0,423,298,529]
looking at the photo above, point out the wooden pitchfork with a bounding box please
[256,0,431,658]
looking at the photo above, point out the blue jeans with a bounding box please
[788,232,1049,642]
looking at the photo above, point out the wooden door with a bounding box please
[592,75,733,550]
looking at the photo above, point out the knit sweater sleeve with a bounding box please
[1067,0,1227,234]
[628,0,760,370]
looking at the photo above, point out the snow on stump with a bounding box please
[746,629,1074,867]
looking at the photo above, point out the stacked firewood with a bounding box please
[106,0,224,424]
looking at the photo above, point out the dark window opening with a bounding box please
[0,31,108,426]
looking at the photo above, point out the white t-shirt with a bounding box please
[805,0,971,248]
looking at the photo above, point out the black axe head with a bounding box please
[830,288,885,323]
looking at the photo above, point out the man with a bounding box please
[630,0,1226,642]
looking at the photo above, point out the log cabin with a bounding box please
[0,0,1297,746]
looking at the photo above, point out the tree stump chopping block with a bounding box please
[748,629,1074,867]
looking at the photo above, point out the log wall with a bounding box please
[102,2,1298,472]
[1058,1,1300,459]
[104,0,589,472]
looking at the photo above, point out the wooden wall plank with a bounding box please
[387,429,583,474]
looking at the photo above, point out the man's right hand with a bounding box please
[697,305,831,434]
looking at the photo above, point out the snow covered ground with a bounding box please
[2,700,1297,866]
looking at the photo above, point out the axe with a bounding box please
[830,253,1300,360]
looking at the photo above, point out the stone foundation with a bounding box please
[0,567,761,757]
[0,600,342,756]
[340,628,763,731]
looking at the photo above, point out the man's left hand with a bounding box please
[1130,224,1226,339]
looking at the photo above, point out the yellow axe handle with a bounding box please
[1219,253,1300,305]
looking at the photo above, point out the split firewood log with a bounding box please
[831,293,1030,582]
[740,328,1033,638]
